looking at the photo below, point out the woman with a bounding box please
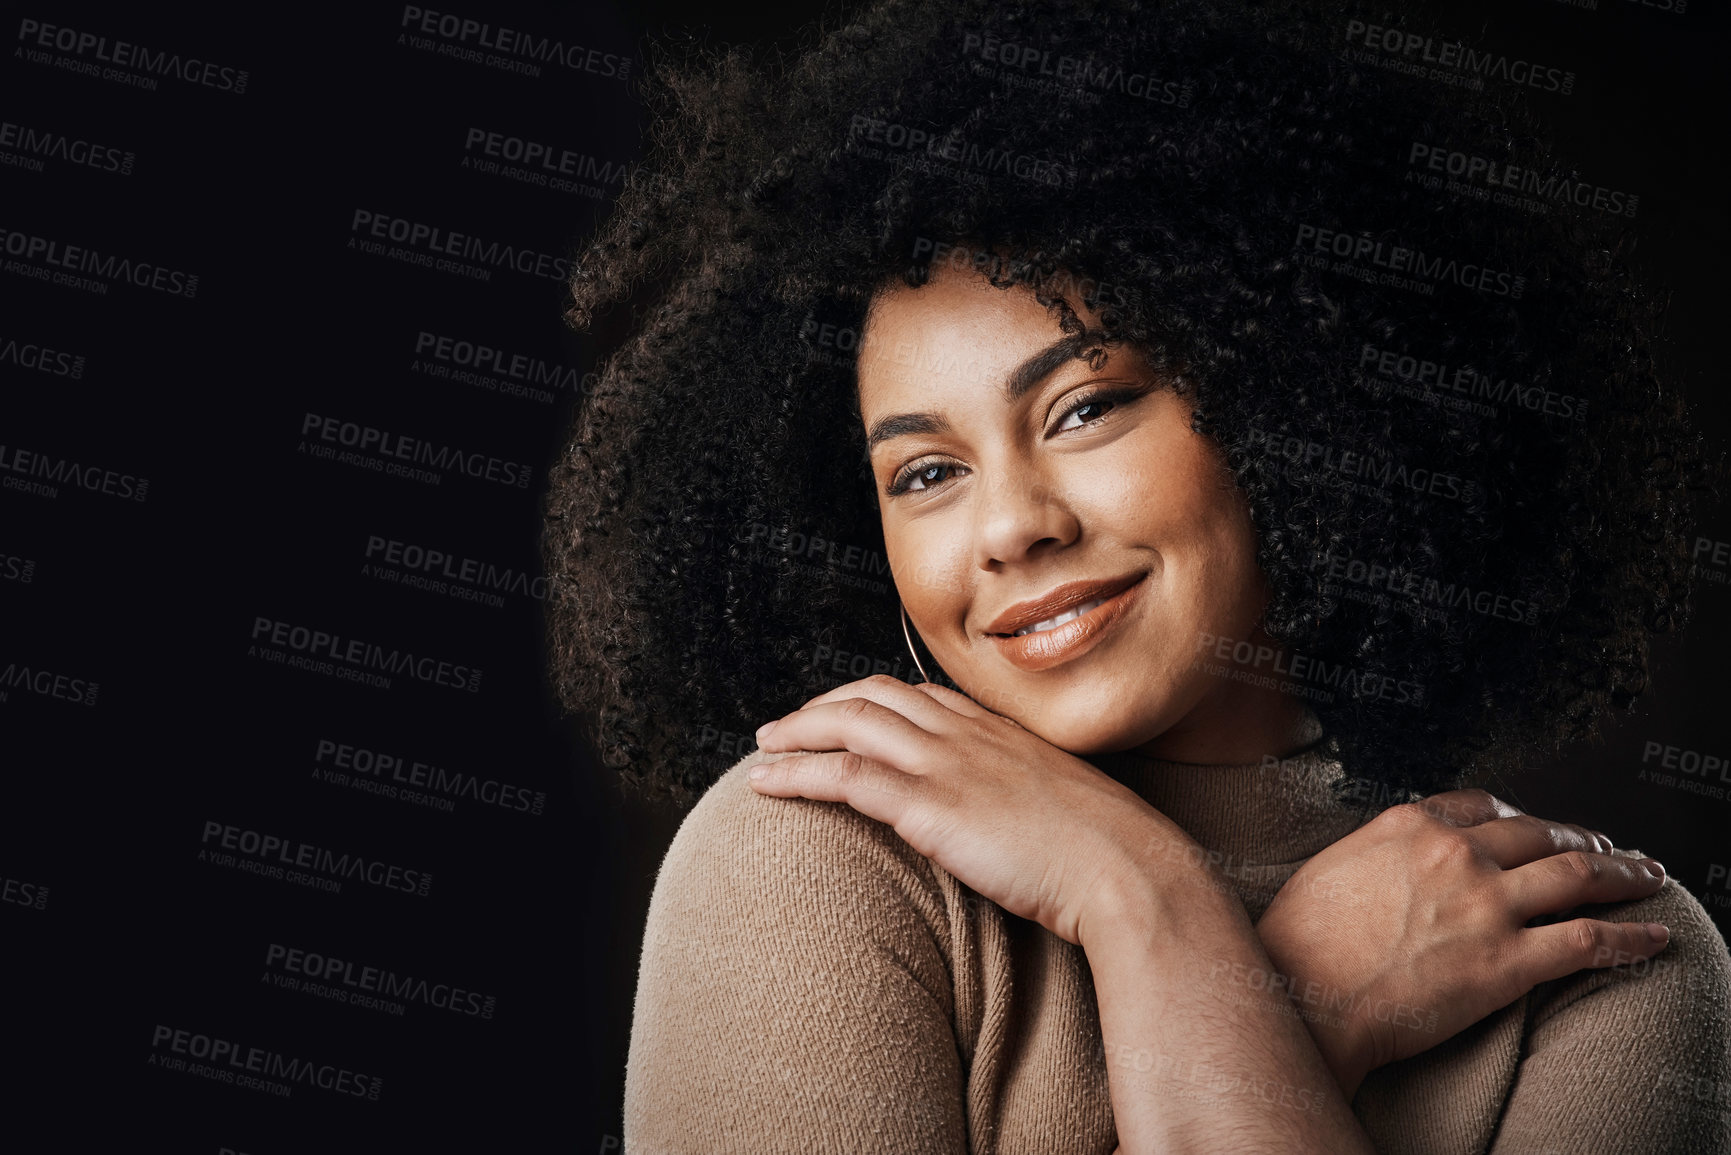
[546,0,1730,1150]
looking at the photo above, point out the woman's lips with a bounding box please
[987,574,1148,672]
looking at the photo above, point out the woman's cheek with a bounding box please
[905,560,960,597]
[899,553,981,681]
[894,525,970,602]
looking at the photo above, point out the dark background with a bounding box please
[1,1,1725,1150]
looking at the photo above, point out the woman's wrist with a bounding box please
[1074,819,1246,955]
[1078,821,1380,1099]
[1299,1010,1375,1101]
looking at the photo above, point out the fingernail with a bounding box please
[1640,859,1665,880]
[1595,831,1614,851]
[756,719,778,738]
[748,763,767,780]
[1646,923,1669,944]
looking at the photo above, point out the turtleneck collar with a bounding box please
[1087,740,1373,869]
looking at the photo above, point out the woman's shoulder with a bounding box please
[1530,861,1731,1022]
[626,748,975,1152]
[646,747,956,953]
[1493,868,1731,1151]
[1629,868,1729,975]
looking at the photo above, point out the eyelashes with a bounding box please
[886,459,962,497]
[884,386,1142,497]
[1051,388,1122,433]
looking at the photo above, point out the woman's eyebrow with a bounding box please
[1004,334,1089,402]
[864,334,1091,452]
[865,411,953,453]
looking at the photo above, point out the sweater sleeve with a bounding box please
[623,748,971,1155]
[1488,873,1731,1154]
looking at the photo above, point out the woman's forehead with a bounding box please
[858,268,1111,395]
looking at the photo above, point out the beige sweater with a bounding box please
[623,745,1731,1153]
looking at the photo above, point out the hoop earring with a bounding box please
[899,600,931,684]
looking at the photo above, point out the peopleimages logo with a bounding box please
[0,443,147,501]
[1293,224,1524,299]
[1246,427,1471,504]
[200,819,434,897]
[0,227,197,297]
[1342,19,1576,95]
[413,330,585,399]
[0,333,86,378]
[462,128,627,183]
[0,552,35,584]
[16,19,250,93]
[249,615,484,693]
[959,30,1193,106]
[0,120,134,175]
[0,660,99,706]
[364,534,547,607]
[1358,343,1587,422]
[2,872,49,910]
[315,736,548,816]
[1407,143,1638,219]
[300,412,532,488]
[1308,548,1540,627]
[398,6,630,80]
[265,942,498,1019]
[349,210,570,281]
[149,1025,379,1100]
[846,117,1077,189]
[1195,631,1425,706]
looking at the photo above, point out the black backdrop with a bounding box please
[2,2,1726,1151]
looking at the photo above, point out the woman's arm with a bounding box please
[1080,846,1375,1152]
[752,675,1379,1152]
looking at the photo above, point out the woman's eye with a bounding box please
[1054,394,1119,432]
[889,461,961,495]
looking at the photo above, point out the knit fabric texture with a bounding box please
[623,745,1731,1153]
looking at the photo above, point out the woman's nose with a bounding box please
[972,465,1080,569]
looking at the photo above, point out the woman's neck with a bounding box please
[1126,691,1323,767]
[1089,742,1357,870]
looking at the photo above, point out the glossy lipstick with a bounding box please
[984,572,1147,672]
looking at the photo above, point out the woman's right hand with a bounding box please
[1253,788,1670,1099]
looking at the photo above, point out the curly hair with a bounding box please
[543,0,1712,806]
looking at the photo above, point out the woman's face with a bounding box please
[857,262,1310,764]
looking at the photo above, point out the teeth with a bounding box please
[1013,596,1107,637]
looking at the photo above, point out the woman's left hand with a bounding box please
[1255,788,1671,1098]
[747,674,1188,946]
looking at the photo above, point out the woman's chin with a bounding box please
[946,666,1180,756]
[1007,709,1169,761]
